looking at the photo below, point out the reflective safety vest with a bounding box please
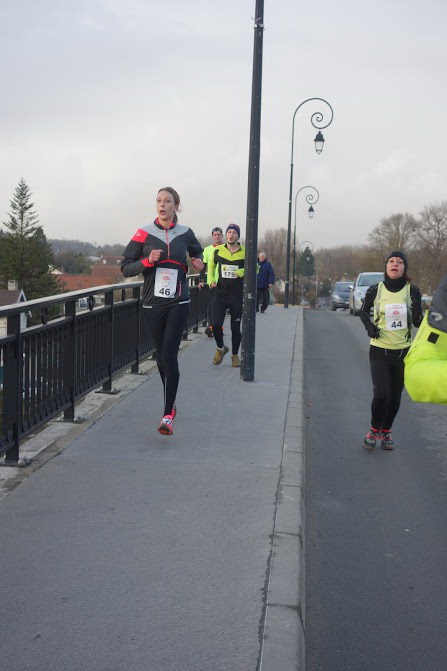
[372,282,412,349]
[404,312,447,404]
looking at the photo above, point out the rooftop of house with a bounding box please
[0,289,26,307]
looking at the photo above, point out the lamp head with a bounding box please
[314,131,325,154]
[308,205,315,219]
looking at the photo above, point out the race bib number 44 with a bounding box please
[154,267,178,298]
[222,264,239,279]
[385,303,408,330]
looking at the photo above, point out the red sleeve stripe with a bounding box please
[141,258,154,268]
[132,228,148,242]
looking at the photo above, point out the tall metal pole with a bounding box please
[241,1,264,382]
[284,98,333,308]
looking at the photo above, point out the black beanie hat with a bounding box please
[226,223,240,238]
[386,250,408,271]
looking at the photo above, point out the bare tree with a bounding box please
[314,244,376,283]
[258,228,288,278]
[368,213,417,262]
[415,202,447,292]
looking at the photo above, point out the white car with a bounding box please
[349,272,384,315]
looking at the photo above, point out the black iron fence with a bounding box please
[0,278,209,464]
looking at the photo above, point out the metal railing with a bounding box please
[0,277,209,464]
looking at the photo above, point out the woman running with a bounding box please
[360,251,422,450]
[121,187,203,435]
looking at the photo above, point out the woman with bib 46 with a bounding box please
[359,251,422,451]
[121,187,203,436]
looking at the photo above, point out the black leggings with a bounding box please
[206,286,216,325]
[144,303,189,416]
[369,347,409,431]
[211,293,242,355]
[257,287,269,312]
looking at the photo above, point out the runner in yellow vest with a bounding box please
[198,227,223,337]
[207,224,245,367]
[405,274,447,404]
[359,251,422,450]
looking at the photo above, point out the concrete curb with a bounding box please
[259,307,305,670]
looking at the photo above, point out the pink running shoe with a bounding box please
[158,414,174,436]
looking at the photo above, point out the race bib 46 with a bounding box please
[154,267,178,298]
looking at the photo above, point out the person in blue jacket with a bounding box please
[256,252,275,313]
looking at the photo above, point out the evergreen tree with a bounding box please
[0,179,60,299]
[299,247,315,277]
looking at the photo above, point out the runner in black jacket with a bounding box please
[121,187,203,436]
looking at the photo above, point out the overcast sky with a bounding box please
[1,0,446,250]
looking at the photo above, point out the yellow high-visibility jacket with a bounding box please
[404,276,447,404]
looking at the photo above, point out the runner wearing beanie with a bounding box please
[198,227,223,337]
[359,251,422,450]
[207,224,245,367]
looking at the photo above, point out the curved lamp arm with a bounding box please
[290,98,334,161]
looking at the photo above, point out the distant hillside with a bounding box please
[49,239,126,256]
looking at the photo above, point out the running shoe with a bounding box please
[380,431,395,450]
[231,354,241,367]
[205,326,213,338]
[158,414,174,436]
[213,346,229,365]
[362,429,379,451]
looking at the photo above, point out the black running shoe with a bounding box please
[380,431,395,450]
[362,429,379,451]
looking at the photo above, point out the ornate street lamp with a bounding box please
[292,186,319,305]
[284,98,333,308]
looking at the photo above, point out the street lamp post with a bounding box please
[284,98,333,308]
[292,186,319,306]
[240,1,265,382]
[315,266,320,305]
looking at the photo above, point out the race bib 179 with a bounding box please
[221,264,239,279]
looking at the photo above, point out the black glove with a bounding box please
[366,323,380,339]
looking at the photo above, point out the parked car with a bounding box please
[349,272,384,315]
[329,281,353,311]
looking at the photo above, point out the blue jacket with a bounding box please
[257,259,275,289]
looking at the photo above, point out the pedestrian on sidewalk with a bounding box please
[405,274,447,404]
[256,252,275,313]
[359,251,422,451]
[121,187,203,436]
[207,223,245,368]
[198,226,223,337]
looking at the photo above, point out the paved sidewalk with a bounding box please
[0,306,305,671]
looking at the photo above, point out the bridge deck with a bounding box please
[0,306,304,671]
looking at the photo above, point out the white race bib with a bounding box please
[222,264,239,279]
[385,303,407,330]
[154,267,178,298]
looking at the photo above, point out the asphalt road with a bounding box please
[304,308,447,671]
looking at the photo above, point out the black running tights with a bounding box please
[211,294,242,355]
[369,349,408,430]
[144,303,189,415]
